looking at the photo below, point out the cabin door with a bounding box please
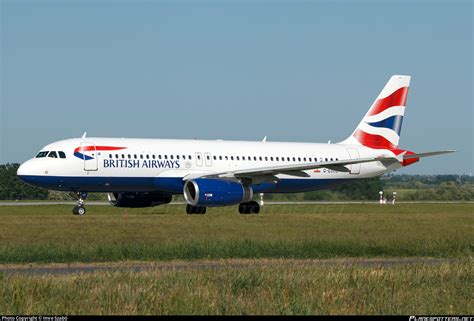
[80,142,98,171]
[346,148,360,174]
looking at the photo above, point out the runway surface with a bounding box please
[0,258,456,276]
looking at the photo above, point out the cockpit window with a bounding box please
[58,151,66,159]
[48,151,58,158]
[36,151,48,158]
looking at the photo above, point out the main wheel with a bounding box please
[238,203,250,214]
[186,204,195,214]
[186,205,206,215]
[249,201,260,214]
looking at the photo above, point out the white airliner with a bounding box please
[17,75,453,215]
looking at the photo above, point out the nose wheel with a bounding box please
[73,191,88,215]
[73,205,86,215]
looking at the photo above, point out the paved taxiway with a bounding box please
[0,258,456,276]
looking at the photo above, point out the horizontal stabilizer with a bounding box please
[403,150,455,159]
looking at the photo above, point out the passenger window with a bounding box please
[115,154,119,159]
[309,158,312,162]
[170,155,173,160]
[287,157,290,161]
[231,156,234,161]
[298,157,301,162]
[303,157,306,162]
[146,155,149,159]
[213,156,216,160]
[36,151,49,158]
[109,154,112,159]
[58,151,66,159]
[292,157,296,162]
[152,155,155,159]
[128,154,131,159]
[265,157,268,161]
[259,157,262,161]
[158,155,162,159]
[188,155,192,160]
[276,157,279,161]
[270,157,273,161]
[48,151,58,158]
[134,155,137,159]
[254,156,257,161]
[236,156,239,161]
[219,156,222,160]
[176,155,180,160]
[140,155,143,159]
[122,154,125,158]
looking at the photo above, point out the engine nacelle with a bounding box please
[183,179,253,207]
[107,192,172,208]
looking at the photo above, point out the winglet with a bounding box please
[81,132,87,139]
[262,136,267,142]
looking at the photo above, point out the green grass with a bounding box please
[0,204,472,263]
[0,261,471,314]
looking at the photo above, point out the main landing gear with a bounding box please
[72,191,88,215]
[186,204,207,215]
[238,201,260,214]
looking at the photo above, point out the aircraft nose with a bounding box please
[17,160,40,184]
[17,161,30,177]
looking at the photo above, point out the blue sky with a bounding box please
[1,0,472,174]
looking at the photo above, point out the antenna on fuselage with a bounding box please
[81,132,87,139]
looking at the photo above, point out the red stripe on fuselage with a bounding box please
[368,86,408,116]
[74,146,127,153]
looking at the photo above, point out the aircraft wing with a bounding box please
[183,156,386,180]
[182,150,455,181]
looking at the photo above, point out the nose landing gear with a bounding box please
[72,191,88,215]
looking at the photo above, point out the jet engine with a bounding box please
[183,178,253,207]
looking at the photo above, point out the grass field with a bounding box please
[1,261,471,315]
[0,203,472,263]
[0,203,472,315]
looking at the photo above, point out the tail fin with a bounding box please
[340,75,411,149]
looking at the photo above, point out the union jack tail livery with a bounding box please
[342,75,410,150]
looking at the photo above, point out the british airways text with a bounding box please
[103,159,180,169]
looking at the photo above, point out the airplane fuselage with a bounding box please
[17,137,397,194]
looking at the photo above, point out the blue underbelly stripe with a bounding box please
[18,175,359,194]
